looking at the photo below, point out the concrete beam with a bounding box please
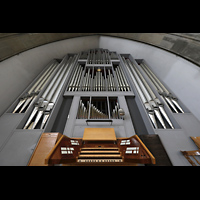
[0,33,96,61]
[0,33,200,67]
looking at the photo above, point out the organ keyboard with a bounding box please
[44,128,156,166]
[77,146,123,163]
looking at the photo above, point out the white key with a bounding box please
[126,147,136,150]
[125,150,133,154]
[61,151,68,154]
[71,143,79,145]
[71,140,78,143]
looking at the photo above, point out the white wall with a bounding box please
[99,36,200,121]
[0,35,99,116]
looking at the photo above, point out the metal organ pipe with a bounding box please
[140,62,184,113]
[23,55,76,129]
[66,50,132,92]
[122,56,158,129]
[124,57,175,129]
[13,60,59,113]
[128,59,174,129]
[18,48,180,133]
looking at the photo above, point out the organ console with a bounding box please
[43,128,156,166]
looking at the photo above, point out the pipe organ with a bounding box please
[1,47,194,166]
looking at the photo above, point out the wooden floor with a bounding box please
[139,135,172,166]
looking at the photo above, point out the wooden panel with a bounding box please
[45,135,82,165]
[83,128,116,141]
[191,136,200,149]
[28,132,62,166]
[134,135,156,164]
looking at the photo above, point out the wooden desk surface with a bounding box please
[83,128,116,141]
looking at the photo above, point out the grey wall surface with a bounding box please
[0,35,99,116]
[99,36,200,122]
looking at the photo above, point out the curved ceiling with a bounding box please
[0,33,200,67]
